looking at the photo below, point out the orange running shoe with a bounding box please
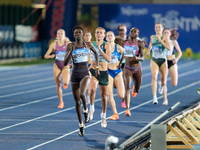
[58,102,64,109]
[110,114,119,120]
[63,84,68,89]
[125,109,131,117]
[132,86,137,97]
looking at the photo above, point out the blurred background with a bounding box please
[0,0,199,64]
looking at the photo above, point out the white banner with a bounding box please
[15,25,33,42]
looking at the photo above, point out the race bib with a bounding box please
[124,45,136,57]
[72,48,88,63]
[152,46,162,58]
[109,54,118,64]
[55,51,66,61]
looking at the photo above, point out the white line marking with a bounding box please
[0,60,199,112]
[0,71,52,82]
[0,77,53,89]
[0,68,199,130]
[0,59,197,91]
[27,80,200,150]
[0,85,55,99]
[0,67,199,113]
[0,107,75,131]
[0,119,149,123]
[0,60,198,92]
[0,92,72,112]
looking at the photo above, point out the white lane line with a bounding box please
[0,59,198,94]
[0,65,197,99]
[0,133,69,135]
[0,106,77,132]
[27,80,200,150]
[141,68,200,88]
[0,65,53,75]
[0,77,53,89]
[0,71,52,82]
[0,119,78,122]
[0,85,55,99]
[0,68,199,131]
[1,59,198,90]
[0,59,198,104]
[0,119,149,123]
[0,59,198,81]
[0,92,72,112]
[0,67,199,113]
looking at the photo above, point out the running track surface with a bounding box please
[0,59,199,150]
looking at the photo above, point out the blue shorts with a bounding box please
[108,68,122,78]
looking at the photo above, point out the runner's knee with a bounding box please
[75,100,81,107]
[90,87,97,95]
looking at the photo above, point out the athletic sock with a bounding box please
[101,113,106,118]
[79,123,84,127]
[90,105,94,111]
[83,108,88,113]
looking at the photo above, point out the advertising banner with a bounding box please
[0,25,14,43]
[44,0,78,41]
[0,43,23,59]
[99,4,200,54]
[15,25,33,42]
[23,42,41,58]
[15,25,39,42]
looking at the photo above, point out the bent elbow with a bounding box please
[107,58,111,63]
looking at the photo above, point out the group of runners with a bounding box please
[44,23,182,136]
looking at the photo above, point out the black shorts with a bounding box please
[167,60,175,69]
[71,67,89,83]
[152,57,166,68]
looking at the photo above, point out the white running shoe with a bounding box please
[89,109,95,120]
[153,97,158,104]
[101,113,107,128]
[163,100,168,105]
[158,81,164,95]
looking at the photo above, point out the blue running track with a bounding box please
[0,59,199,150]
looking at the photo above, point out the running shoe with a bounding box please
[132,86,137,97]
[125,109,131,117]
[63,84,68,89]
[89,109,95,120]
[79,127,85,137]
[101,113,107,128]
[58,102,64,109]
[84,112,90,124]
[158,81,164,94]
[153,97,158,105]
[163,100,168,105]
[121,102,126,108]
[197,88,200,95]
[110,114,119,120]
